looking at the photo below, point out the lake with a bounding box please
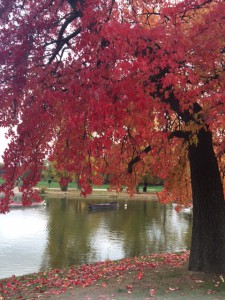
[0,197,192,279]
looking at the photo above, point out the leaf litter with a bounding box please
[0,251,225,299]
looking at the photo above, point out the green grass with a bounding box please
[146,185,162,192]
[36,181,77,189]
[36,182,111,189]
[0,177,162,192]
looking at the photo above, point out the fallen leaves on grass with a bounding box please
[136,271,144,280]
[165,286,180,293]
[126,284,133,293]
[149,288,156,296]
[194,280,204,283]
[0,251,189,299]
[207,289,216,295]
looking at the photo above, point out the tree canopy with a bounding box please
[0,0,224,209]
[1,0,225,272]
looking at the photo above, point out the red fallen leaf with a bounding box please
[149,288,156,296]
[126,284,133,291]
[165,287,180,293]
[207,289,216,294]
[136,271,144,280]
[101,282,107,288]
[214,282,220,287]
[194,280,204,283]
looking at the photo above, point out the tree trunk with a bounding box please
[188,128,225,273]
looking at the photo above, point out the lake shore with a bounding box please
[1,251,225,299]
[43,188,159,201]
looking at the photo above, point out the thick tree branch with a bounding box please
[149,67,203,124]
[128,145,151,174]
[48,26,82,64]
[168,130,189,140]
[47,0,84,64]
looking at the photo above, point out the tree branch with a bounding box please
[168,130,189,140]
[48,26,82,64]
[128,145,151,174]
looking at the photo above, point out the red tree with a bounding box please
[0,0,225,273]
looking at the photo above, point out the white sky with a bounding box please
[0,128,9,163]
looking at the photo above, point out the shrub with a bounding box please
[39,186,47,194]
[60,185,68,191]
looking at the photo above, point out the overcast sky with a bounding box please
[0,128,9,163]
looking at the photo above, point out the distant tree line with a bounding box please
[0,161,163,188]
[41,161,163,187]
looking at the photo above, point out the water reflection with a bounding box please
[0,198,192,279]
[0,208,48,279]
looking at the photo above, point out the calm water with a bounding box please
[0,197,192,279]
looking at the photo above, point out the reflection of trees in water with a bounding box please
[115,201,192,257]
[41,198,98,270]
[158,205,192,253]
[40,198,192,272]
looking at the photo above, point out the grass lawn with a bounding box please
[36,180,77,189]
[1,251,225,299]
[36,181,163,192]
[0,178,163,192]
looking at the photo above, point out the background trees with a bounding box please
[0,0,225,273]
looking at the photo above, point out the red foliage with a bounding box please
[0,0,225,212]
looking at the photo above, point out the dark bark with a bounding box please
[127,145,151,174]
[188,128,225,273]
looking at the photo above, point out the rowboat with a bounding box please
[88,201,119,210]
